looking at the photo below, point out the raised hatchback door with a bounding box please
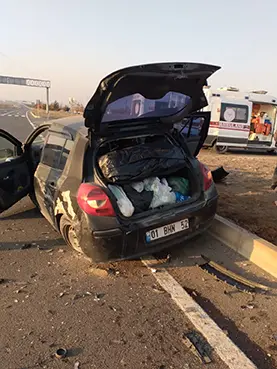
[84,62,220,135]
[0,129,31,213]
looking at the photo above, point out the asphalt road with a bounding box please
[0,106,277,369]
[0,104,45,141]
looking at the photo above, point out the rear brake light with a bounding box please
[199,162,213,191]
[77,184,115,217]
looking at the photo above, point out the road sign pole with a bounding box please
[46,87,49,114]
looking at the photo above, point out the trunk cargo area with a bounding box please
[95,134,201,218]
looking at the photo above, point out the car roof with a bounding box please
[49,116,88,138]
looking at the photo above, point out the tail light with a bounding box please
[199,162,213,191]
[77,183,115,217]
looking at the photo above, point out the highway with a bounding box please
[0,106,276,369]
[0,103,43,140]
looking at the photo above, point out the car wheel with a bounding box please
[214,145,228,154]
[60,215,84,254]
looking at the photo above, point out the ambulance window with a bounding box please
[220,103,249,123]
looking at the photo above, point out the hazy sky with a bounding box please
[1,0,277,105]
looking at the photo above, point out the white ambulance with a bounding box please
[203,87,277,153]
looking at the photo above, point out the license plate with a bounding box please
[146,218,189,243]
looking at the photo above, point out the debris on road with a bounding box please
[107,267,120,275]
[55,348,67,359]
[88,267,108,278]
[183,331,212,364]
[110,338,127,345]
[15,285,27,293]
[241,303,256,310]
[73,291,92,300]
[211,166,229,183]
[94,293,105,301]
[166,254,172,263]
[200,255,270,293]
[74,362,80,369]
[21,243,32,250]
[0,278,9,284]
[152,285,165,294]
[187,255,203,259]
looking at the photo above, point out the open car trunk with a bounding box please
[95,134,202,218]
[86,62,221,219]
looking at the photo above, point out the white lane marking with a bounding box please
[1,109,16,116]
[141,256,257,369]
[21,114,25,118]
[25,111,36,129]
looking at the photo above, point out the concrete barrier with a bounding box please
[209,215,277,279]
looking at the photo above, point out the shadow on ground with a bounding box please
[0,238,64,251]
[0,207,42,220]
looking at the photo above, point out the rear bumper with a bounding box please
[79,195,218,263]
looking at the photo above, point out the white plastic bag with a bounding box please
[108,185,134,217]
[143,177,159,191]
[131,181,144,193]
[143,177,176,209]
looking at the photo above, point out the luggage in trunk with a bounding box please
[98,137,187,184]
[96,135,198,217]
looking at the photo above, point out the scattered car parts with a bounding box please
[183,330,212,364]
[211,166,229,183]
[200,255,270,293]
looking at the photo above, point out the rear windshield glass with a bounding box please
[102,92,191,123]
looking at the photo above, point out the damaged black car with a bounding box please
[0,62,220,262]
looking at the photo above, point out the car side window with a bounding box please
[0,136,20,163]
[59,139,74,170]
[41,134,66,169]
[41,133,74,171]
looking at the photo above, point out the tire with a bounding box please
[60,215,84,254]
[214,145,228,154]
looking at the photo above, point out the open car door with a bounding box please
[0,124,50,213]
[0,129,31,213]
[175,111,211,157]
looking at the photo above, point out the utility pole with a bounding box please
[46,87,50,114]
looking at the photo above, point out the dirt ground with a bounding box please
[31,108,76,119]
[0,103,15,109]
[199,149,277,245]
